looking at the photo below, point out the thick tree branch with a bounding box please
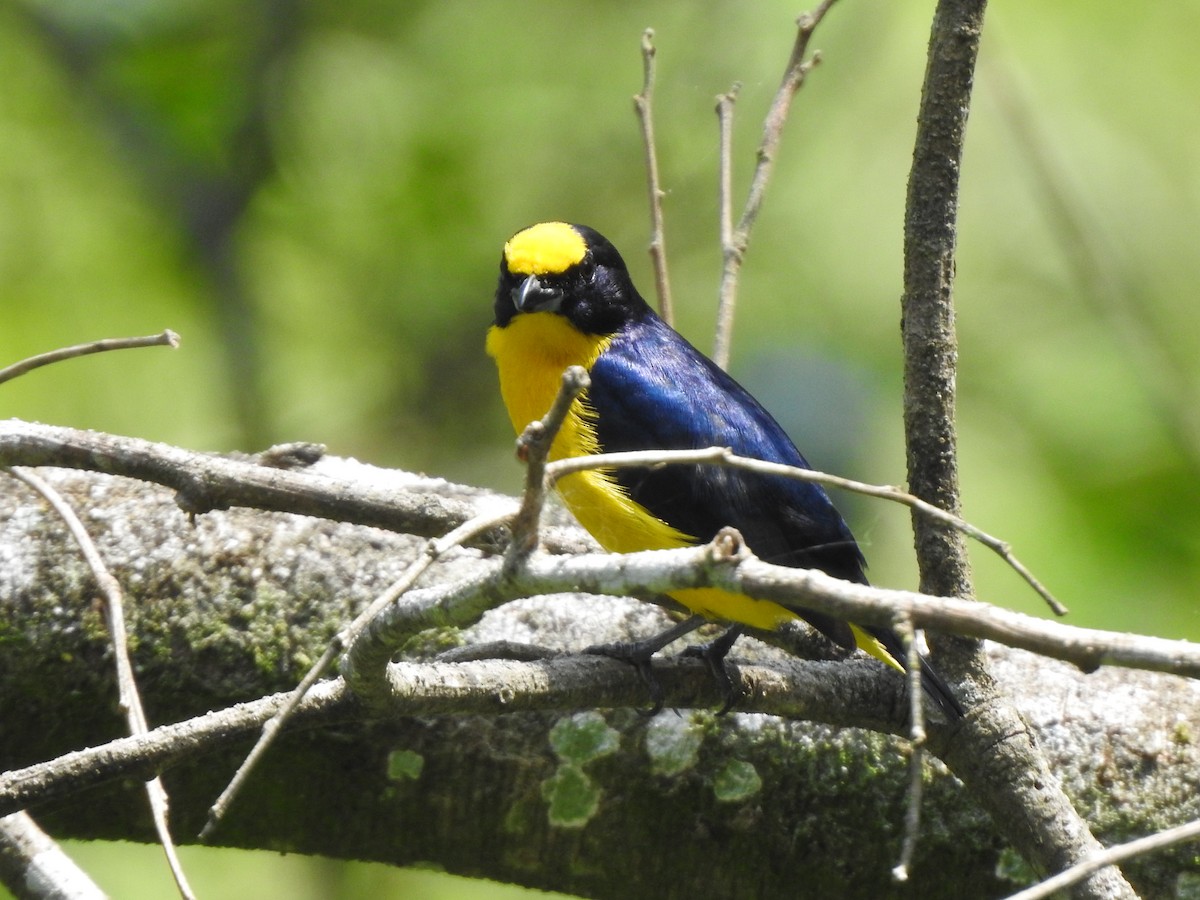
[0,418,526,550]
[902,0,982,600]
[2,465,1198,898]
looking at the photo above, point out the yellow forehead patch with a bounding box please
[503,222,587,276]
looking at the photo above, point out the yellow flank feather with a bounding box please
[503,222,588,276]
[669,588,798,631]
[850,624,905,673]
[487,310,838,641]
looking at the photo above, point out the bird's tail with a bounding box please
[852,624,965,721]
[913,653,965,721]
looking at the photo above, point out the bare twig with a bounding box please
[0,418,1059,613]
[1004,817,1200,900]
[4,467,195,899]
[544,445,1064,614]
[633,28,674,324]
[713,82,740,371]
[344,536,1200,690]
[0,330,180,386]
[891,616,926,883]
[712,2,837,369]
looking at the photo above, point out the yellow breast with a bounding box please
[487,312,689,553]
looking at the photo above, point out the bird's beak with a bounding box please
[513,275,563,313]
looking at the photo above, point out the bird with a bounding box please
[486,221,963,720]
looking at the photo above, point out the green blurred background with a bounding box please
[2,0,1197,895]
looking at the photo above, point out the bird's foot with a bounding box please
[585,615,707,716]
[680,625,745,715]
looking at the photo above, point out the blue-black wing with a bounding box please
[587,313,866,649]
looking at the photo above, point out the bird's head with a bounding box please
[493,222,651,334]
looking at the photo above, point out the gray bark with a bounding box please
[2,463,1198,899]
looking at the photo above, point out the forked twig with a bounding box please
[713,1,838,368]
[633,29,674,324]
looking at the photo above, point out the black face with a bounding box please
[493,224,652,335]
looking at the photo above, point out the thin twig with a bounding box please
[5,466,196,899]
[200,506,513,839]
[0,330,180,386]
[1003,817,1200,900]
[891,616,925,883]
[633,28,674,324]
[506,366,591,565]
[713,82,740,370]
[712,2,837,369]
[544,445,1065,614]
[273,540,1200,707]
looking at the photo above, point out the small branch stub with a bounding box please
[709,526,749,563]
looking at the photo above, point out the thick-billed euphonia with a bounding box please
[486,221,962,720]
